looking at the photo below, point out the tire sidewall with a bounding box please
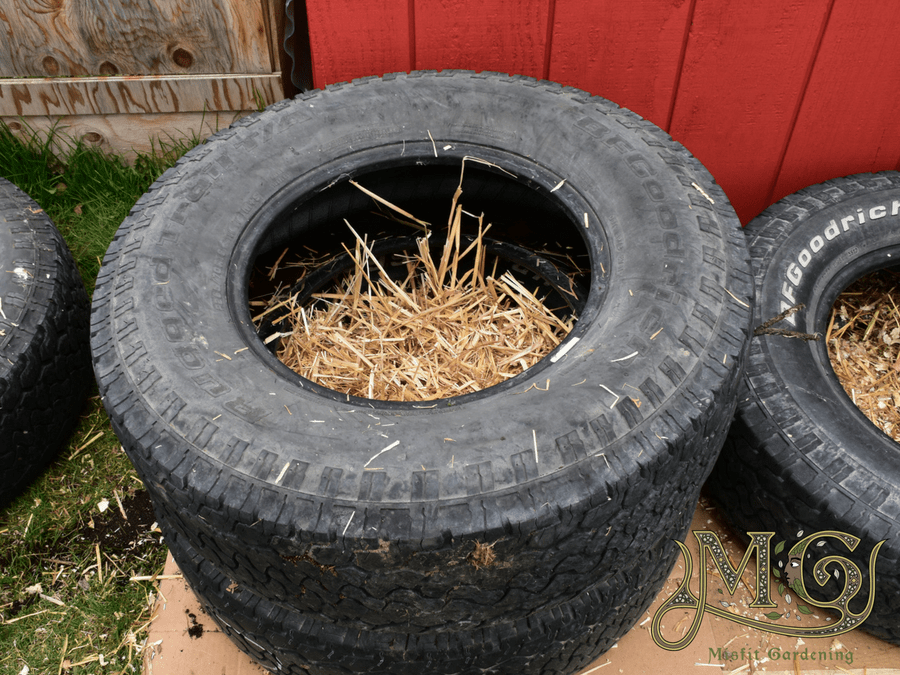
[747,176,900,483]
[94,73,751,547]
[0,177,91,505]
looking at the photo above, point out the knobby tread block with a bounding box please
[710,172,900,644]
[0,178,91,506]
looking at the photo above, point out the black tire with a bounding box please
[163,520,677,675]
[708,171,900,643]
[0,177,91,507]
[91,72,752,637]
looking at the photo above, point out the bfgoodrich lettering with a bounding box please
[780,200,900,325]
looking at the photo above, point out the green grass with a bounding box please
[0,122,199,292]
[0,121,201,675]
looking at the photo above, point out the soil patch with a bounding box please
[186,609,204,638]
[78,489,160,557]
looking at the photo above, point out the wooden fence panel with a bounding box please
[667,0,832,223]
[0,0,274,78]
[547,0,692,131]
[0,111,245,160]
[0,75,281,118]
[772,0,900,204]
[0,0,287,158]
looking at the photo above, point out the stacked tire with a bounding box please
[1,177,91,507]
[91,72,753,673]
[709,172,900,645]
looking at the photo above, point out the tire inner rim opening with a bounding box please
[238,154,599,404]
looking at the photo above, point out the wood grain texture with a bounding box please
[1,111,248,159]
[667,0,833,224]
[0,0,274,78]
[260,0,295,96]
[414,0,552,77]
[0,74,282,117]
[305,0,411,86]
[259,0,282,73]
[548,0,693,130]
[772,0,900,206]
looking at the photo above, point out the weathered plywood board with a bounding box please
[0,0,287,159]
[0,73,282,117]
[667,0,833,223]
[1,110,248,160]
[0,0,275,78]
[548,0,692,131]
[772,0,900,205]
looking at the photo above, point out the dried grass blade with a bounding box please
[345,221,421,312]
[271,164,576,402]
[252,293,299,322]
[349,180,430,230]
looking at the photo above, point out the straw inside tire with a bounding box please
[250,161,587,402]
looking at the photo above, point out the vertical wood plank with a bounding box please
[548,0,693,130]
[413,0,551,77]
[772,0,900,205]
[305,0,411,87]
[261,0,292,91]
[668,0,832,224]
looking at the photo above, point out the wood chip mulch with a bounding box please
[827,268,900,442]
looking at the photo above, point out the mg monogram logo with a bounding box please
[651,530,884,650]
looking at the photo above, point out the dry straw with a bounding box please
[260,160,575,401]
[826,269,900,442]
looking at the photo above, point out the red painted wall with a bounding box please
[304,0,900,224]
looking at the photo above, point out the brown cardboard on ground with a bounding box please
[143,554,267,675]
[144,498,900,675]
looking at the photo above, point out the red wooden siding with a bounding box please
[667,0,833,223]
[306,1,412,82]
[414,0,552,77]
[304,0,900,224]
[547,0,693,131]
[772,0,900,205]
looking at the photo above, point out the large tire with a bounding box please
[0,177,91,506]
[92,72,752,645]
[163,521,675,675]
[709,171,900,644]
